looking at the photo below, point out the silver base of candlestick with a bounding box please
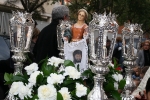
[88,64,109,100]
[121,60,136,100]
[58,48,64,59]
[121,90,135,100]
[88,75,108,100]
[12,51,26,75]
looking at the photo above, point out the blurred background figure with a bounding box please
[33,5,70,66]
[106,39,111,56]
[136,41,150,68]
[112,37,123,68]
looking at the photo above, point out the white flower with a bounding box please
[18,84,32,99]
[38,84,57,100]
[47,56,64,67]
[108,62,114,68]
[64,66,81,80]
[59,87,71,100]
[9,82,24,95]
[114,82,118,90]
[112,73,123,82]
[24,63,38,75]
[47,73,65,84]
[9,82,32,99]
[28,71,43,86]
[76,83,87,97]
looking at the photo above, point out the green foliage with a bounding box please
[4,57,125,100]
[61,0,150,33]
[4,57,89,100]
[57,92,64,100]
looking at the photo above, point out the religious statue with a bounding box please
[63,9,89,72]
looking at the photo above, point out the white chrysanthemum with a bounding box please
[76,83,87,97]
[108,62,114,68]
[24,63,38,75]
[114,82,118,90]
[59,87,71,100]
[9,82,24,95]
[47,56,64,67]
[112,73,123,82]
[47,73,65,84]
[64,66,81,80]
[18,84,32,99]
[38,84,57,100]
[28,71,43,86]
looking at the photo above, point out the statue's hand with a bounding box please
[63,37,68,41]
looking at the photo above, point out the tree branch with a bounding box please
[32,0,48,12]
[20,0,28,11]
[29,0,40,13]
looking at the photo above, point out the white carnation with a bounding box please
[76,83,87,97]
[112,73,123,82]
[108,62,114,68]
[9,82,32,99]
[38,84,57,100]
[47,73,65,84]
[18,84,32,99]
[59,87,71,100]
[9,82,24,95]
[24,63,38,75]
[28,71,43,86]
[64,66,81,80]
[47,56,64,67]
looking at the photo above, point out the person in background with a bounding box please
[136,41,150,68]
[30,26,40,54]
[106,39,111,56]
[134,77,150,100]
[112,37,123,67]
[33,5,69,66]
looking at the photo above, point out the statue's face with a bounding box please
[78,11,86,21]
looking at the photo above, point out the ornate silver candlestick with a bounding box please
[88,12,118,100]
[57,20,71,59]
[121,23,143,100]
[9,11,34,75]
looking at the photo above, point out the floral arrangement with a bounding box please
[4,57,89,100]
[4,57,125,100]
[82,59,126,100]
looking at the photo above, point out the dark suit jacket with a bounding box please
[33,20,60,64]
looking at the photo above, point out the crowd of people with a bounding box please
[0,5,150,100]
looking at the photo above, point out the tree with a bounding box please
[4,0,51,20]
[52,0,150,33]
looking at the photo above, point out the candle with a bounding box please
[17,25,21,41]
[103,30,107,58]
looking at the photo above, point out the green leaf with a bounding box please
[12,75,27,82]
[36,74,44,85]
[118,79,126,90]
[104,82,115,92]
[42,65,55,76]
[63,60,75,67]
[57,92,64,100]
[63,79,75,86]
[4,73,11,82]
[111,90,121,100]
[4,81,13,85]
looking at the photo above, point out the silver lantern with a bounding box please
[57,20,72,59]
[88,12,118,100]
[121,23,143,100]
[9,11,35,75]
